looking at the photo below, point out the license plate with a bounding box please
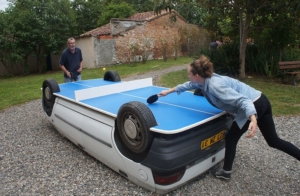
[201,130,226,150]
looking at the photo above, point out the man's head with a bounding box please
[67,37,76,51]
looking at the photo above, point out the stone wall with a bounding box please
[114,13,188,63]
[94,37,116,66]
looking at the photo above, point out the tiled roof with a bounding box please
[78,10,185,37]
[127,11,159,21]
[79,23,111,37]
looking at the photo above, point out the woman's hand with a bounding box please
[158,90,169,97]
[158,87,176,97]
[246,114,257,138]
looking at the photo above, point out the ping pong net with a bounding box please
[74,78,153,102]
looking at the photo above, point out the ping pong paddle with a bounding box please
[70,72,78,80]
[147,94,159,104]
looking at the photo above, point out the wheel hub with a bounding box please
[45,86,51,100]
[124,118,137,139]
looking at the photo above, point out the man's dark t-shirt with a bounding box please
[59,47,83,78]
[210,42,218,49]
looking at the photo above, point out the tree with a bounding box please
[102,0,154,13]
[72,0,104,34]
[0,10,25,76]
[97,2,136,27]
[216,0,300,78]
[154,0,300,78]
[0,0,76,74]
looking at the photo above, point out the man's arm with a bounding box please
[60,64,71,78]
[59,51,71,78]
[77,61,83,72]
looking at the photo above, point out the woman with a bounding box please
[158,55,300,180]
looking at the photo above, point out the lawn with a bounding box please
[1,56,299,116]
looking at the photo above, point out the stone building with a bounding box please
[75,10,209,68]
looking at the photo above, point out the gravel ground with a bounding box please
[1,65,300,195]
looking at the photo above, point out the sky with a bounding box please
[0,0,9,11]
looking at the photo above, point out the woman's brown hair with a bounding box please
[190,55,214,78]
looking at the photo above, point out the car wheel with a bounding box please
[42,79,60,116]
[104,70,121,82]
[117,101,157,154]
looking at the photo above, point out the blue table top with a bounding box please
[54,79,225,133]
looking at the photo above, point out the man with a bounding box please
[59,37,83,83]
[210,41,218,50]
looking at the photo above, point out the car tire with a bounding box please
[42,78,60,116]
[117,101,157,154]
[104,70,121,82]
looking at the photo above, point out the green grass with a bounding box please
[242,76,300,116]
[1,56,300,116]
[0,57,193,111]
[160,71,300,116]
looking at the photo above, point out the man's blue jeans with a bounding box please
[64,74,82,83]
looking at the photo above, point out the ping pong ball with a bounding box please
[103,67,106,71]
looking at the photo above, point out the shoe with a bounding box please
[210,167,231,180]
